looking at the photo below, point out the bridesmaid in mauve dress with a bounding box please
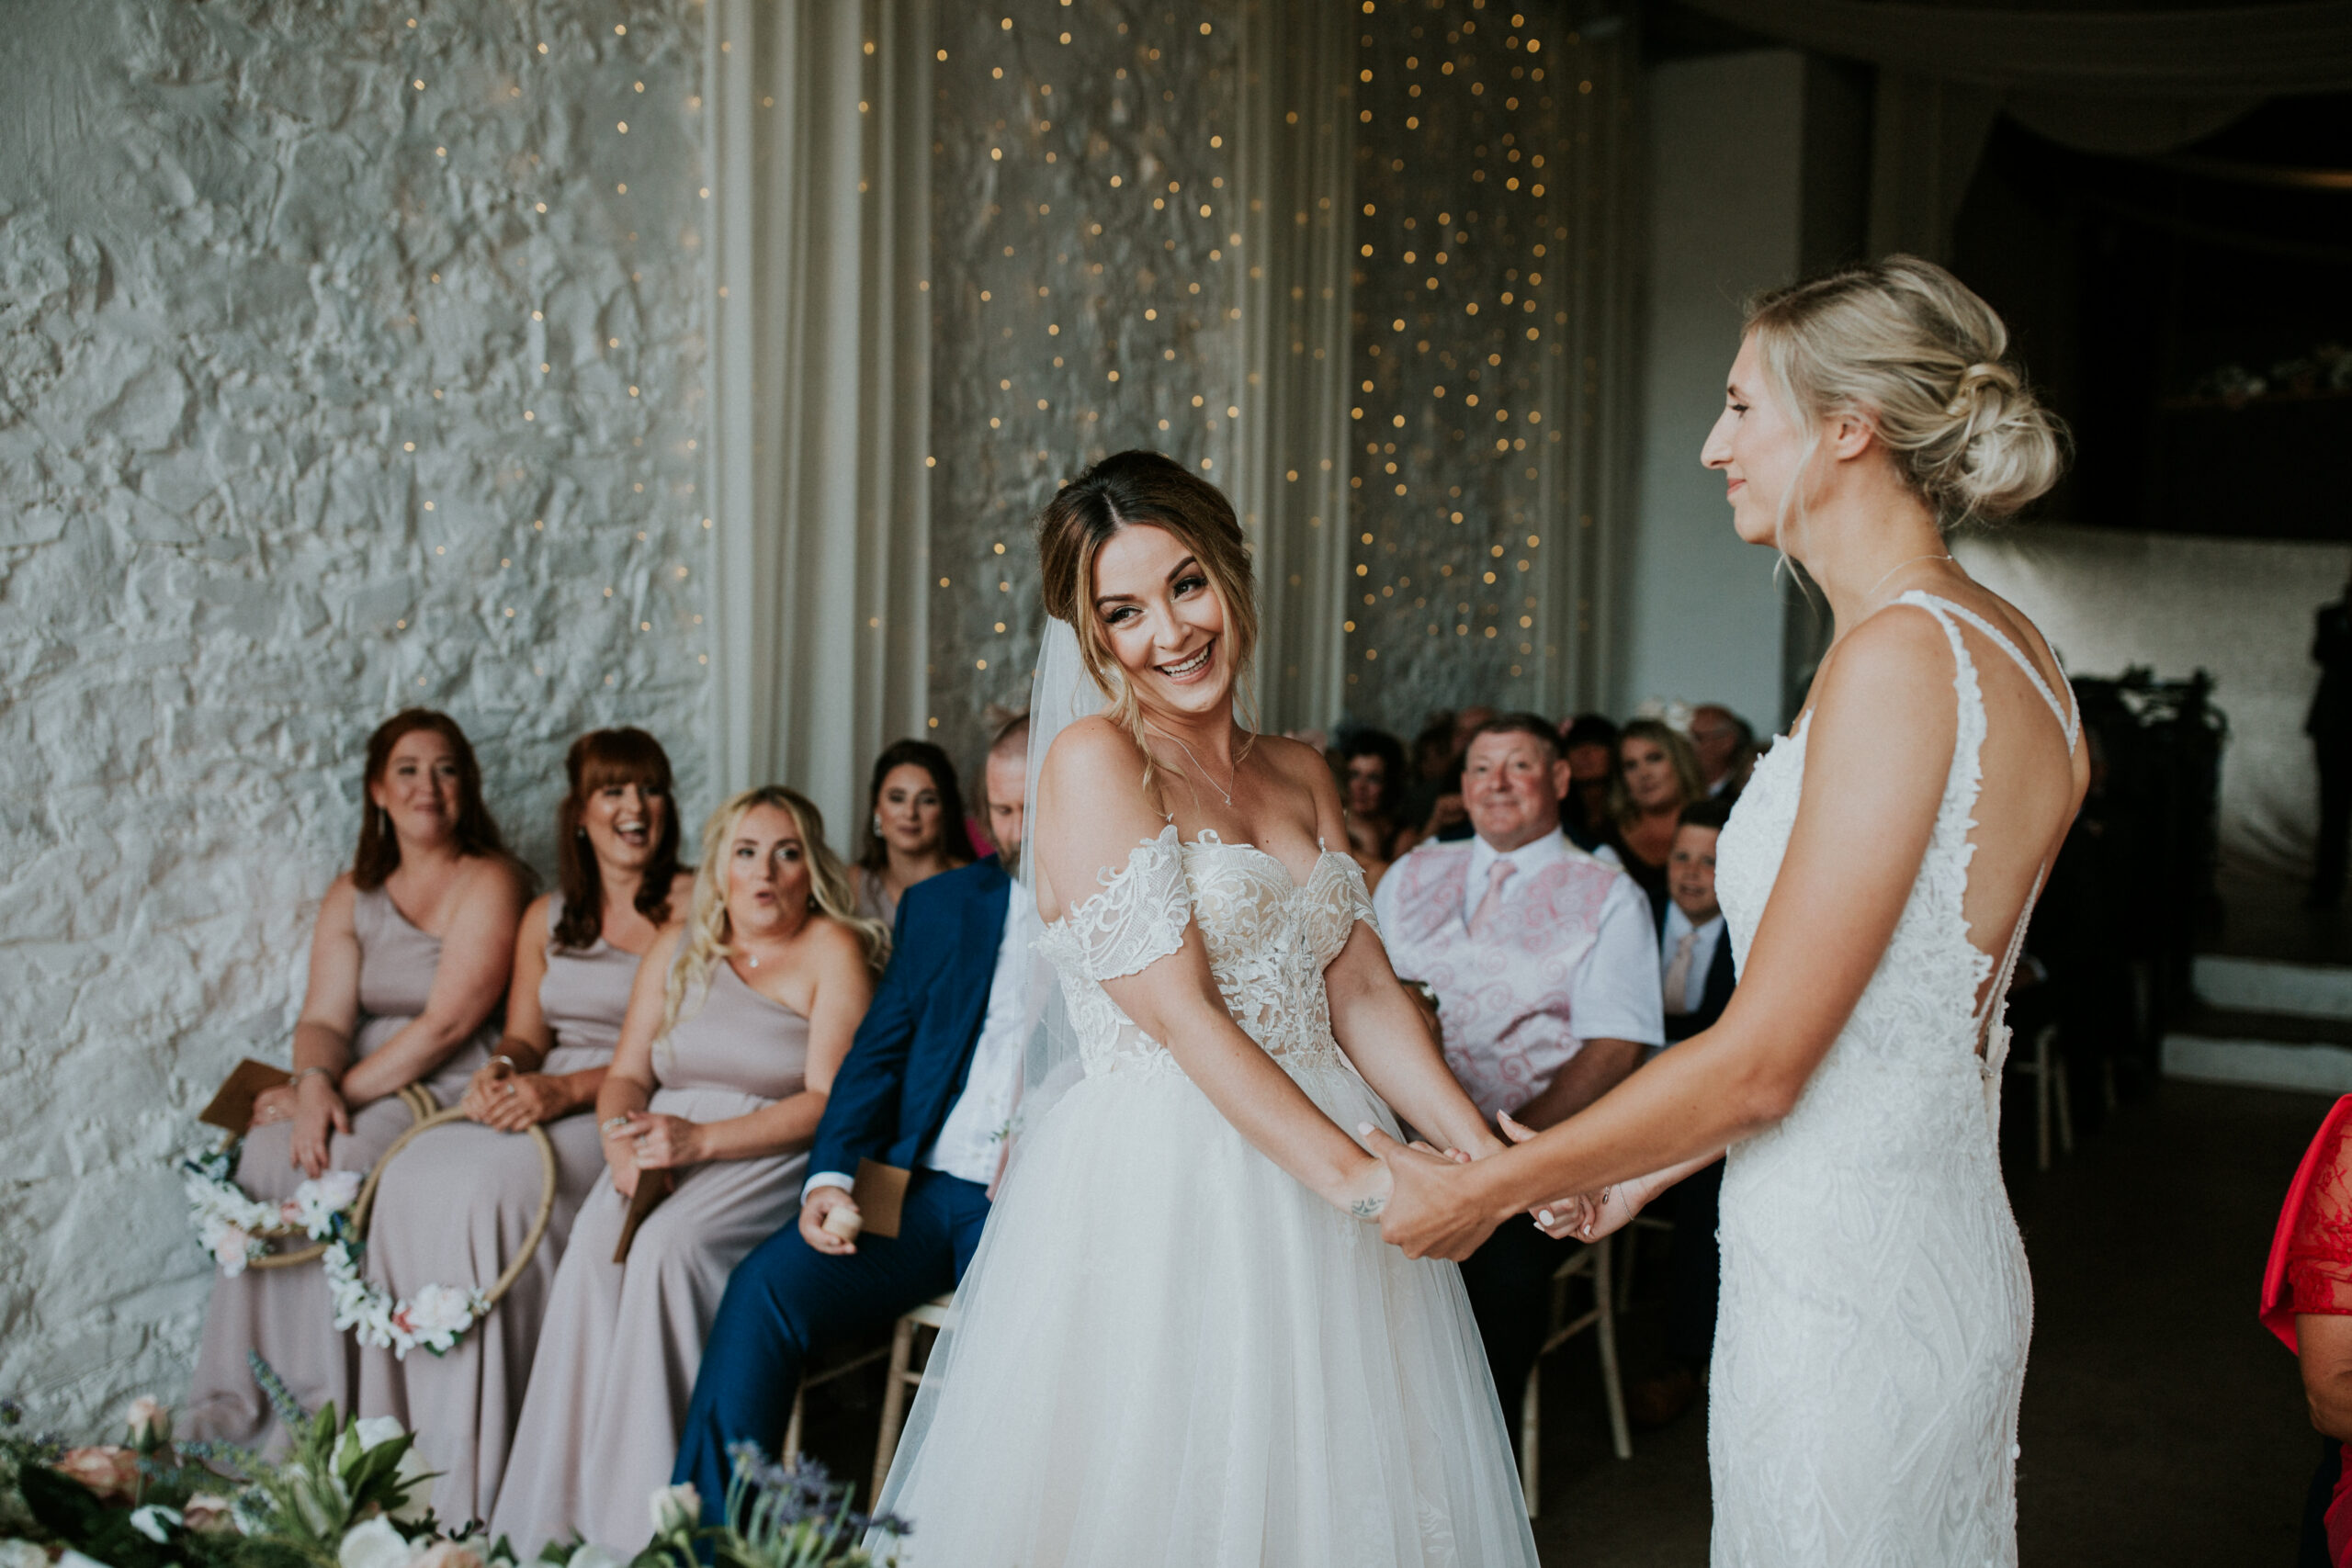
[491,786,882,1553]
[355,728,694,1525]
[846,739,972,928]
[186,710,526,1450]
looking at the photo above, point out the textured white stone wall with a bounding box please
[0,0,711,1427]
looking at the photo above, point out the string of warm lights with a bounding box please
[1341,0,1593,724]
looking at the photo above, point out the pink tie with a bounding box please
[1469,860,1515,938]
[1663,929,1699,1016]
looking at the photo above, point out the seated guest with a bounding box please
[187,711,526,1450]
[2262,1094,2352,1564]
[671,718,1034,1519]
[1629,798,1736,1430]
[1689,704,1757,802]
[848,740,974,927]
[356,728,692,1524]
[1610,717,1706,913]
[1557,713,1620,854]
[1339,728,1408,877]
[1374,713,1664,1409]
[490,788,879,1551]
[1393,711,1462,856]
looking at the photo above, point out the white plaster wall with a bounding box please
[1958,525,2352,879]
[1618,50,1804,729]
[0,0,710,1425]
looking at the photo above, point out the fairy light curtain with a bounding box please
[707,0,1639,794]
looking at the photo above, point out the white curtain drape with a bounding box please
[702,0,932,833]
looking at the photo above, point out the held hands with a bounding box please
[461,1061,570,1130]
[1495,1110,1637,1241]
[288,1074,350,1179]
[616,1111,703,1172]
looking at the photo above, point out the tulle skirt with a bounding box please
[874,1054,1538,1568]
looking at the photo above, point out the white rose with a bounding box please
[0,1543,52,1568]
[562,1547,628,1568]
[409,1543,484,1568]
[648,1482,700,1535]
[336,1517,416,1568]
[60,1551,118,1568]
[123,1394,171,1448]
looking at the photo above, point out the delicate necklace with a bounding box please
[1148,723,1237,807]
[1861,551,1954,604]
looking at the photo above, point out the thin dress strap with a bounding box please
[1889,592,2061,1067]
[1898,592,2078,755]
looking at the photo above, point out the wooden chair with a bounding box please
[1520,1238,1631,1517]
[1613,1211,1676,1313]
[871,1292,957,1499]
[780,1339,893,1473]
[2014,1021,2075,1171]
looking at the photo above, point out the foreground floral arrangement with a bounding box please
[178,1144,487,1359]
[0,1361,905,1568]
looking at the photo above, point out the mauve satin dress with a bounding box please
[354,897,639,1525]
[489,958,810,1553]
[185,885,493,1450]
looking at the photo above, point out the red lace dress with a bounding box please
[2262,1094,2352,1564]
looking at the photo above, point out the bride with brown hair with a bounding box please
[872,451,1537,1567]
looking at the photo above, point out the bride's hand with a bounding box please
[1358,1123,1503,1261]
[1494,1108,1635,1240]
[1339,1151,1395,1223]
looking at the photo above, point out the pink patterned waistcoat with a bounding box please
[1380,841,1623,1120]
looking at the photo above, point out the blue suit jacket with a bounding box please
[808,855,1013,1181]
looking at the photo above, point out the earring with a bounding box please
[872,814,883,837]
[575,826,590,840]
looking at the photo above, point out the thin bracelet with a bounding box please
[491,1053,522,1074]
[294,1065,339,1089]
[600,1115,634,1138]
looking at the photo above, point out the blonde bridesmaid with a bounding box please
[187,711,526,1450]
[490,787,881,1552]
[355,728,692,1524]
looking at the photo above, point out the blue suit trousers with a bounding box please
[672,1169,990,1517]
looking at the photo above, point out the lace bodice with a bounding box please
[1035,827,1377,1080]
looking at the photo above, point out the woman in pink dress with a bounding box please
[187,710,526,1450]
[2262,1093,2352,1563]
[356,728,693,1524]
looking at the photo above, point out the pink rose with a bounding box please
[56,1446,142,1502]
[123,1396,171,1450]
[183,1494,236,1532]
[410,1542,484,1568]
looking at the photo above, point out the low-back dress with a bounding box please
[1708,592,2078,1565]
[355,896,641,1524]
[186,885,495,1448]
[874,828,1540,1568]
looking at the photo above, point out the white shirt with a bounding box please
[1660,900,1727,1016]
[807,882,1036,1197]
[1380,829,1664,1052]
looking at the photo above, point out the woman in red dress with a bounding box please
[2262,1094,2352,1565]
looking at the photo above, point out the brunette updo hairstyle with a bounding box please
[1035,449,1261,795]
[1743,254,2066,532]
[857,739,975,875]
[353,709,511,891]
[553,728,684,951]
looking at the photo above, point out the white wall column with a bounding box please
[704,0,932,834]
[1619,50,1808,729]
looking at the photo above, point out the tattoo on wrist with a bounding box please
[1349,1193,1387,1221]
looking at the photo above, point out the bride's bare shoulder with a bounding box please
[1041,714,1149,787]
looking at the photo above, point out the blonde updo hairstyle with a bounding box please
[1744,254,2066,538]
[661,786,888,1040]
[1036,449,1261,805]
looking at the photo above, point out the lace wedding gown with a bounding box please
[1709,592,2077,1566]
[873,828,1539,1568]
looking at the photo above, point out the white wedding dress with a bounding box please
[1708,592,2077,1566]
[873,827,1539,1567]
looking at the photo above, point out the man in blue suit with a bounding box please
[673,718,1034,1509]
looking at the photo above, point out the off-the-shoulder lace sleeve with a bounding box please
[1328,852,1379,938]
[1056,824,1191,982]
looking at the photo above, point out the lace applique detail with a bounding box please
[1036,833,1372,1083]
[1052,825,1191,983]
